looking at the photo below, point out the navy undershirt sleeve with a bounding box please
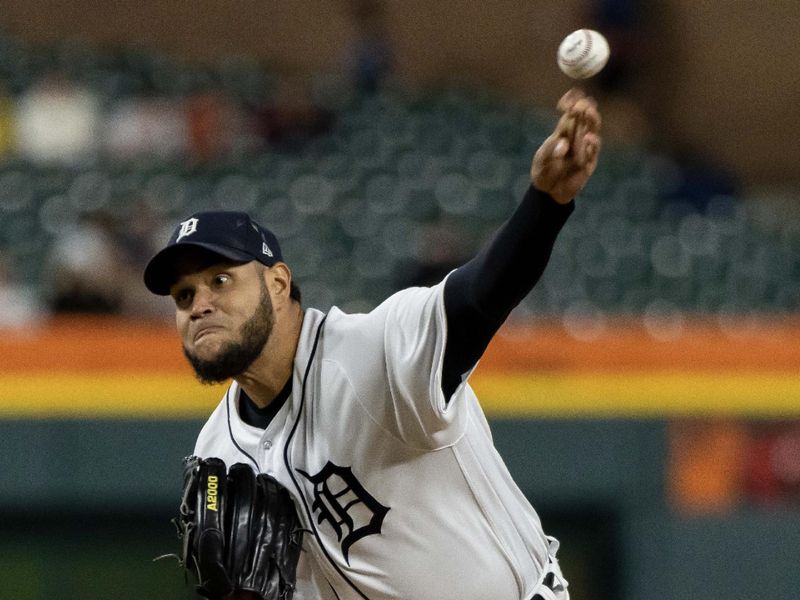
[441,186,574,399]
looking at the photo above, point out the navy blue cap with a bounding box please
[144,211,283,295]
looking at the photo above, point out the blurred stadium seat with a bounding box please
[0,28,796,326]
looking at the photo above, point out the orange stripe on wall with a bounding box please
[481,317,800,373]
[1,316,799,374]
[1,317,189,373]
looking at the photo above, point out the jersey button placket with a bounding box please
[262,439,273,450]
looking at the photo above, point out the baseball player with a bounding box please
[145,88,601,600]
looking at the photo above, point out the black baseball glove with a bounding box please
[172,456,304,599]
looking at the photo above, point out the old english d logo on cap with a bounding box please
[176,217,199,241]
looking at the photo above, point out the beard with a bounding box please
[183,279,274,384]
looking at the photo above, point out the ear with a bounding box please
[264,262,293,304]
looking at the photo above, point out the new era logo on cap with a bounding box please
[143,211,284,295]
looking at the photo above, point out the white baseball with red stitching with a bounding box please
[557,29,610,79]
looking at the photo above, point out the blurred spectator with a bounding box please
[253,76,334,150]
[396,219,470,289]
[14,73,100,165]
[104,96,187,161]
[599,93,653,149]
[578,0,658,152]
[345,0,395,94]
[581,0,650,94]
[0,83,14,158]
[114,200,173,319]
[186,89,247,164]
[43,211,125,314]
[0,257,47,329]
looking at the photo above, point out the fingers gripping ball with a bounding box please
[557,29,610,79]
[174,457,304,600]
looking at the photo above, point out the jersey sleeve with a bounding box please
[379,278,471,448]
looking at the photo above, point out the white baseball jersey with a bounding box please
[193,279,568,600]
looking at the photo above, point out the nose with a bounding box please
[190,286,216,319]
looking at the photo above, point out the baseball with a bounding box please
[557,29,610,79]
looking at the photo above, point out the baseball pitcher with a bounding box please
[145,88,601,600]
